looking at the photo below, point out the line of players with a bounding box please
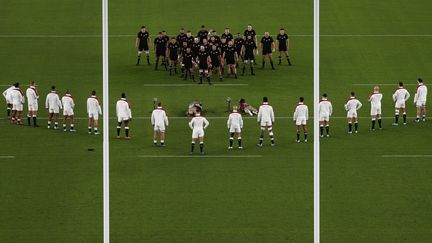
[136,25,292,84]
[318,79,428,136]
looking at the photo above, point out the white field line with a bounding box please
[1,34,432,38]
[0,156,15,159]
[142,83,248,87]
[381,155,432,158]
[138,155,262,158]
[353,83,418,86]
[22,116,414,120]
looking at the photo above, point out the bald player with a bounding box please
[369,86,383,130]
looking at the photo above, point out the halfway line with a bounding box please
[142,83,248,87]
[138,155,262,158]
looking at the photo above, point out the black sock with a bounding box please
[117,126,120,136]
[348,123,352,132]
[137,55,141,64]
[155,57,159,69]
[259,135,264,145]
[27,116,31,125]
[270,136,275,144]
[7,109,10,117]
[262,61,265,68]
[199,75,203,83]
[146,55,150,64]
[371,120,376,129]
[191,142,195,152]
[125,127,129,137]
[200,143,204,153]
[238,138,242,147]
[354,122,358,131]
[326,125,329,135]
[304,133,308,140]
[278,56,281,64]
[89,127,92,133]
[229,133,234,147]
[403,114,407,123]
[320,126,323,136]
[169,65,172,75]
[395,114,399,123]
[378,119,382,128]
[250,65,254,74]
[296,133,300,141]
[287,56,292,65]
[242,65,246,74]
[33,116,37,127]
[270,61,274,69]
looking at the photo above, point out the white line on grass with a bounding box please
[381,155,432,158]
[138,155,262,158]
[0,156,15,159]
[353,83,418,86]
[27,116,412,120]
[142,83,248,87]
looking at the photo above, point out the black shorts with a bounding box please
[139,43,149,51]
[226,57,235,65]
[244,52,255,60]
[184,63,193,69]
[262,48,272,55]
[278,45,287,52]
[212,62,221,68]
[170,53,178,61]
[156,49,166,57]
[199,63,208,70]
[236,49,242,55]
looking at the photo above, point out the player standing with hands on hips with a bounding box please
[345,92,362,134]
[227,106,243,149]
[151,102,169,146]
[293,97,309,142]
[116,93,132,139]
[414,78,427,122]
[189,110,210,155]
[257,96,275,146]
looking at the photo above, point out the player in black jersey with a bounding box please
[185,31,194,47]
[276,28,292,65]
[136,26,151,65]
[210,31,221,45]
[178,42,189,78]
[176,28,188,45]
[191,38,200,58]
[166,38,180,75]
[243,25,257,45]
[162,30,169,43]
[234,33,244,67]
[181,47,195,81]
[222,28,234,42]
[242,35,256,75]
[196,46,212,84]
[222,40,238,79]
[260,32,275,70]
[154,32,168,70]
[209,44,223,81]
[197,25,208,44]
[202,39,211,52]
[219,38,228,74]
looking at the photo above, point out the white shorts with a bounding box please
[416,100,426,107]
[395,101,406,109]
[117,117,129,123]
[5,98,12,105]
[347,110,357,118]
[28,103,38,112]
[154,124,166,132]
[12,103,23,111]
[63,109,74,116]
[295,118,307,126]
[229,126,241,133]
[260,121,273,127]
[89,112,99,120]
[319,114,329,122]
[192,129,204,138]
[48,107,60,114]
[370,106,381,116]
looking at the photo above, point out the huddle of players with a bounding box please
[318,79,428,136]
[2,81,103,134]
[135,25,292,84]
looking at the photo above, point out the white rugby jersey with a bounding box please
[61,94,75,111]
[189,115,209,130]
[369,92,383,106]
[345,97,362,111]
[318,99,332,115]
[227,112,243,128]
[151,107,169,126]
[293,102,309,120]
[392,87,410,102]
[9,88,25,105]
[116,98,132,118]
[414,84,428,102]
[257,102,275,123]
[3,86,15,100]
[87,96,102,114]
[45,91,62,109]
[26,86,39,105]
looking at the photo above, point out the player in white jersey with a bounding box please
[189,111,210,154]
[293,97,309,142]
[151,102,169,146]
[8,83,25,125]
[87,90,102,134]
[344,92,362,134]
[369,86,383,130]
[257,97,275,146]
[414,78,427,122]
[318,93,332,137]
[116,93,132,139]
[3,84,15,118]
[227,106,243,149]
[392,82,410,125]
[45,86,62,129]
[61,90,76,132]
[26,81,39,127]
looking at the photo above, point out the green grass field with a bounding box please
[321,0,432,242]
[108,0,314,242]
[0,0,103,242]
